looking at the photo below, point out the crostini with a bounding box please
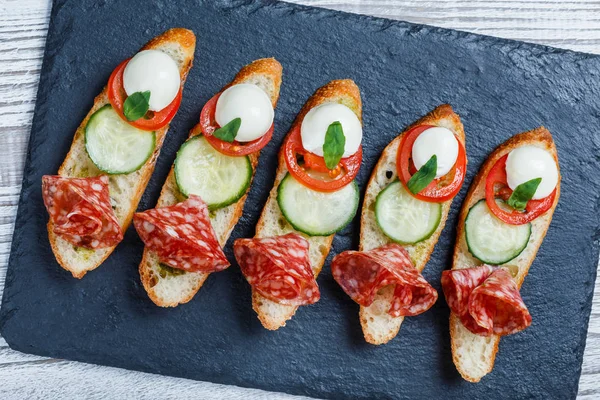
[331,105,468,344]
[135,58,283,307]
[443,127,560,382]
[233,80,364,330]
[41,28,196,278]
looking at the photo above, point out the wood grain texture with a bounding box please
[0,0,598,398]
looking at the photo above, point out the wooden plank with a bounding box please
[0,360,312,400]
[0,0,599,398]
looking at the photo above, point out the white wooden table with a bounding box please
[1,0,599,398]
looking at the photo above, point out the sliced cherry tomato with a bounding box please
[198,92,274,156]
[302,152,342,177]
[485,154,556,225]
[397,125,467,203]
[107,59,182,131]
[283,125,362,192]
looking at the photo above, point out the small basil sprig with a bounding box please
[507,177,542,211]
[213,118,241,142]
[407,155,437,194]
[323,121,346,170]
[123,91,151,121]
[159,263,186,277]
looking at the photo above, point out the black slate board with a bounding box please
[2,0,600,399]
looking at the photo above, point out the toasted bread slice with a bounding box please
[48,28,196,278]
[358,105,465,345]
[252,80,362,330]
[449,127,560,382]
[139,58,283,307]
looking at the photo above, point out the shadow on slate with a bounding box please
[1,0,600,399]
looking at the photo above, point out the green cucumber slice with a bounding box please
[85,105,156,174]
[375,180,442,244]
[277,173,359,236]
[465,199,531,265]
[174,135,252,210]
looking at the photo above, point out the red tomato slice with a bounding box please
[302,152,341,175]
[485,154,556,225]
[397,125,467,203]
[107,59,182,131]
[199,92,274,156]
[283,125,362,192]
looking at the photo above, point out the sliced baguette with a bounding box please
[449,127,560,382]
[253,80,362,330]
[139,58,283,307]
[358,105,466,345]
[48,28,196,278]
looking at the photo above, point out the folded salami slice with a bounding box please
[331,244,438,317]
[42,175,123,249]
[233,233,319,306]
[441,265,532,336]
[133,195,229,273]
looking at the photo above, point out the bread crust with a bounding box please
[227,57,283,107]
[252,80,362,330]
[357,105,466,344]
[139,58,282,307]
[142,28,196,56]
[449,127,561,382]
[48,28,196,278]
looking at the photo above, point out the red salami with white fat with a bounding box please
[331,244,438,317]
[42,175,123,249]
[441,265,532,336]
[233,233,319,306]
[133,195,229,273]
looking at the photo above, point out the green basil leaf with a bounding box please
[123,91,151,121]
[213,118,241,143]
[407,155,437,194]
[322,121,346,170]
[158,263,186,278]
[507,177,542,211]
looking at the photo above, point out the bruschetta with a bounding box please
[42,28,196,278]
[331,105,468,344]
[443,127,560,382]
[135,58,283,307]
[233,80,364,330]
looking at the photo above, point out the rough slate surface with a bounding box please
[2,0,600,398]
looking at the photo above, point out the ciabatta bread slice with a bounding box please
[253,80,362,330]
[450,127,560,382]
[359,105,465,345]
[48,28,196,278]
[139,58,283,307]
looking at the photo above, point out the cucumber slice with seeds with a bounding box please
[277,173,359,236]
[174,135,252,210]
[465,199,531,265]
[375,180,442,244]
[85,105,155,174]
